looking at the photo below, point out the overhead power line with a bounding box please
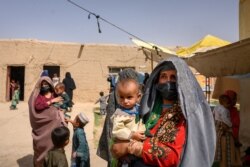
[67,0,158,49]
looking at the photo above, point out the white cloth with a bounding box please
[52,77,60,87]
[213,104,232,127]
[111,108,145,140]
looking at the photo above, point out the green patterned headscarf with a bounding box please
[144,97,162,136]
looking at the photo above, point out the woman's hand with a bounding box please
[72,152,77,158]
[65,118,75,126]
[111,141,130,158]
[128,140,143,157]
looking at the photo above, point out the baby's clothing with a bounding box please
[213,104,232,127]
[54,92,71,118]
[111,105,145,141]
[43,148,68,167]
[72,127,90,167]
[95,95,108,115]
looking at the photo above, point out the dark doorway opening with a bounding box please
[7,66,25,101]
[43,66,60,79]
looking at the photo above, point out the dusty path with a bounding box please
[0,102,107,167]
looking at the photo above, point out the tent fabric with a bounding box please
[212,77,240,100]
[186,37,250,77]
[131,38,175,54]
[131,38,178,63]
[176,34,230,57]
[131,36,250,77]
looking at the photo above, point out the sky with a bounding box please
[0,0,239,46]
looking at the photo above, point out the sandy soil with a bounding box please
[0,101,107,167]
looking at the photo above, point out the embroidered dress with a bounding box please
[141,104,186,167]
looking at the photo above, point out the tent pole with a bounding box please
[150,52,153,71]
[205,77,211,104]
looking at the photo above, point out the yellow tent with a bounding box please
[176,34,230,57]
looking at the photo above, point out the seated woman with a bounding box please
[28,76,66,167]
[111,56,216,167]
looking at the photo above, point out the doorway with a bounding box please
[43,65,60,79]
[7,66,25,101]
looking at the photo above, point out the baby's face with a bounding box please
[222,101,230,108]
[55,87,64,95]
[71,116,79,128]
[117,80,140,109]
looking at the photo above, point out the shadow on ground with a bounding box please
[17,154,33,167]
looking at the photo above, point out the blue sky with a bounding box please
[0,0,239,46]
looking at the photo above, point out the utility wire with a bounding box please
[67,0,160,50]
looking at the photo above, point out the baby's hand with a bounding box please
[52,96,63,103]
[65,118,72,124]
[131,131,146,141]
[72,152,77,158]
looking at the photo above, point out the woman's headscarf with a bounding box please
[28,76,65,164]
[140,56,216,167]
[97,68,140,163]
[63,72,76,90]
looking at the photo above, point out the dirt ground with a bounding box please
[0,101,107,167]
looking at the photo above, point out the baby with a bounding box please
[111,78,145,142]
[54,82,72,119]
[213,94,232,131]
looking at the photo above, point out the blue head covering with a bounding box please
[41,70,49,77]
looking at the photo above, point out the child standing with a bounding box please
[95,91,108,115]
[213,94,234,167]
[43,126,70,167]
[10,81,20,110]
[67,112,90,167]
[54,83,72,119]
[213,94,232,128]
[111,77,146,166]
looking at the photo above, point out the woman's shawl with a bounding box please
[63,72,76,90]
[28,76,65,164]
[140,56,216,167]
[96,90,117,165]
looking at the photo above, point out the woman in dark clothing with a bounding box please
[62,72,76,106]
[96,69,139,167]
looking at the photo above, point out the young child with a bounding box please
[67,112,90,167]
[54,83,72,119]
[10,81,20,110]
[95,91,108,115]
[213,94,234,166]
[43,126,70,167]
[111,78,146,166]
[213,94,232,129]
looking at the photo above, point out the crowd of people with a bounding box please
[27,56,247,167]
